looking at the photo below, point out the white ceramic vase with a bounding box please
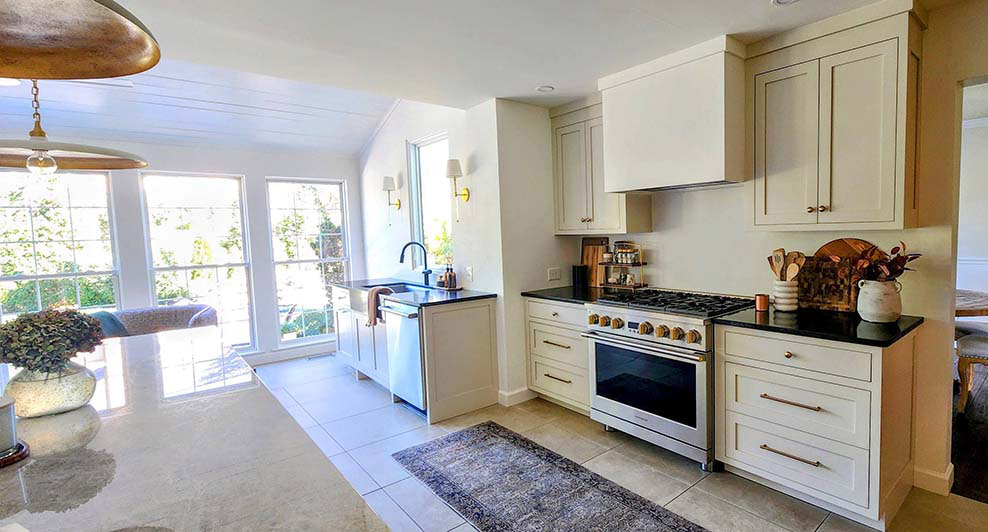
[857,280,902,323]
[773,280,798,312]
[5,361,97,418]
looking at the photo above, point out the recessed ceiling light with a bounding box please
[535,85,555,93]
[0,78,21,87]
[771,0,802,5]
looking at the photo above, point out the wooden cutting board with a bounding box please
[798,256,858,312]
[581,237,608,288]
[814,238,886,259]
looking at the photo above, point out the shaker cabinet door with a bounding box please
[554,122,589,232]
[754,61,820,226]
[586,117,625,232]
[335,308,357,363]
[818,39,898,225]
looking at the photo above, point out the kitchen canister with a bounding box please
[773,280,798,312]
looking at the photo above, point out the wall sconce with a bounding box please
[382,176,400,210]
[446,159,469,202]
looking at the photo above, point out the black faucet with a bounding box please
[399,241,432,286]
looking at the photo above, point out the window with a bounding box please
[268,180,348,342]
[409,136,453,265]
[0,172,117,322]
[142,174,252,349]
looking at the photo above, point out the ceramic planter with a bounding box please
[773,280,798,312]
[5,361,97,418]
[857,280,902,323]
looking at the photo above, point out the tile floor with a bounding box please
[256,355,988,532]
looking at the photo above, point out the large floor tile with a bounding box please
[303,424,345,457]
[436,403,555,434]
[666,489,790,532]
[268,387,298,408]
[450,523,478,532]
[693,472,827,532]
[818,514,879,532]
[254,354,350,389]
[292,376,395,423]
[323,403,428,450]
[363,489,423,532]
[609,435,707,485]
[521,421,611,464]
[888,488,988,531]
[385,477,465,532]
[349,425,449,487]
[583,449,691,506]
[329,453,380,495]
[283,403,318,429]
[535,402,632,449]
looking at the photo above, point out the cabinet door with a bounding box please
[355,314,374,371]
[554,122,589,231]
[586,117,625,232]
[335,309,357,363]
[754,62,820,226]
[818,39,897,224]
[373,322,389,382]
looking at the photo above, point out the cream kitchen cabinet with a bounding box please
[351,311,389,386]
[524,297,591,412]
[550,100,651,235]
[748,13,922,231]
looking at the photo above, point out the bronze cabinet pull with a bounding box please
[544,373,572,384]
[784,351,794,359]
[759,444,821,467]
[818,205,829,212]
[551,312,559,317]
[542,340,571,349]
[806,206,817,213]
[760,393,822,412]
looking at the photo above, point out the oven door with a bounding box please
[584,330,711,450]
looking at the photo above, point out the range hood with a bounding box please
[597,35,746,192]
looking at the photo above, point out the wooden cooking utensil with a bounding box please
[785,263,800,282]
[794,252,806,269]
[767,256,779,279]
[772,249,786,281]
[785,251,800,269]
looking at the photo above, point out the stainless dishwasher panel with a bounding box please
[379,301,426,411]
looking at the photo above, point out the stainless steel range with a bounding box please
[583,289,752,470]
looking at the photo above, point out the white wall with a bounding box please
[28,137,363,360]
[957,124,988,290]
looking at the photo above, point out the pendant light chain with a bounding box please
[28,80,46,138]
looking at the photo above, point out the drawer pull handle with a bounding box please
[760,444,821,467]
[784,351,794,359]
[551,312,559,317]
[760,393,822,412]
[543,340,571,349]
[544,373,572,384]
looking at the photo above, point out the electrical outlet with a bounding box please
[465,266,474,283]
[547,267,561,281]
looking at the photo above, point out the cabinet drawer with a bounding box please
[332,286,351,310]
[724,411,870,508]
[531,357,589,405]
[526,299,586,327]
[724,362,871,449]
[722,329,872,381]
[529,322,588,369]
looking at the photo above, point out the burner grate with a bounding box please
[598,289,753,318]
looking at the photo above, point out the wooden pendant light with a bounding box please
[0,0,161,79]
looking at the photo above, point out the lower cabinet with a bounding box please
[524,298,591,412]
[334,308,356,365]
[334,308,389,387]
[714,325,918,530]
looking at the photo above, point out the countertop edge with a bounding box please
[711,314,925,348]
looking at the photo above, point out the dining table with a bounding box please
[0,326,385,532]
[956,289,988,317]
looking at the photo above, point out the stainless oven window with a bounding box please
[594,341,697,428]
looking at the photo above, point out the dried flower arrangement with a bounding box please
[831,241,921,282]
[0,309,104,373]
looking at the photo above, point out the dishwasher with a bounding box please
[379,301,426,411]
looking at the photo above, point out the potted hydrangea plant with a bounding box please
[0,309,104,418]
[832,242,921,323]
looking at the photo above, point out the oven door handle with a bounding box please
[581,331,707,363]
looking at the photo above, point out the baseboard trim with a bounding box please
[913,462,954,495]
[246,343,336,367]
[499,387,537,406]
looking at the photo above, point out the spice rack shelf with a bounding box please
[600,241,648,291]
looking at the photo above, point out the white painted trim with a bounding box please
[963,117,988,129]
[245,340,337,367]
[499,386,537,406]
[913,462,954,495]
[957,256,988,265]
[549,93,602,118]
[359,99,402,163]
[598,35,745,91]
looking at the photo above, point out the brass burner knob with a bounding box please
[611,318,625,329]
[670,327,685,341]
[638,322,654,335]
[588,314,599,325]
[655,325,670,338]
[599,316,611,327]
[685,330,702,344]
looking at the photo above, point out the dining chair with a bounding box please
[957,333,988,412]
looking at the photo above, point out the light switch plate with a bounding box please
[465,266,474,283]
[547,267,561,281]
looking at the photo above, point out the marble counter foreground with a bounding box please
[0,327,385,532]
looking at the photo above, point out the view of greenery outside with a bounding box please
[416,139,454,266]
[269,181,347,341]
[0,173,116,322]
[144,175,252,349]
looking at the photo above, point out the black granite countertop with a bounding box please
[521,286,604,305]
[333,278,496,308]
[712,308,924,348]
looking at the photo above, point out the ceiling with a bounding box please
[964,83,988,121]
[122,0,889,109]
[0,60,396,155]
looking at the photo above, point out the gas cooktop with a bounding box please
[597,289,754,318]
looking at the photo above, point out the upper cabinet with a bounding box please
[550,99,651,236]
[747,13,922,231]
[597,36,746,192]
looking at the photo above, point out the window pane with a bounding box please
[39,277,77,310]
[0,280,39,321]
[0,243,35,276]
[78,275,116,311]
[70,208,109,240]
[145,174,252,351]
[33,241,76,274]
[0,207,31,241]
[276,262,332,341]
[414,139,453,265]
